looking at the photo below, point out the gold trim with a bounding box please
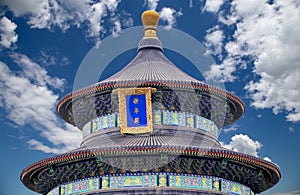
[144,29,157,38]
[114,87,156,134]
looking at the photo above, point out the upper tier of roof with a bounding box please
[57,10,245,129]
[101,39,202,84]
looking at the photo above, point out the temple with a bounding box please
[21,10,280,195]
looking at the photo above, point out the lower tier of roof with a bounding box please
[21,129,280,194]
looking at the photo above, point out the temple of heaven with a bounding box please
[21,10,280,195]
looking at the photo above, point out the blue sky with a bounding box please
[0,0,299,195]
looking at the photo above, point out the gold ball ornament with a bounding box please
[142,10,159,27]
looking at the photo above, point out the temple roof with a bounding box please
[88,11,203,86]
[21,131,280,194]
[101,46,201,84]
[56,10,245,129]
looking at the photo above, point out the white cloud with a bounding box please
[148,0,159,10]
[159,7,182,30]
[112,20,122,38]
[0,0,86,30]
[0,16,18,48]
[222,134,262,157]
[87,0,121,46]
[87,2,106,39]
[28,139,61,154]
[0,0,45,16]
[222,124,239,133]
[11,54,65,90]
[206,0,300,122]
[204,57,237,82]
[273,190,300,195]
[231,0,266,18]
[0,56,82,154]
[263,156,272,162]
[203,0,224,13]
[204,25,224,59]
[0,0,121,45]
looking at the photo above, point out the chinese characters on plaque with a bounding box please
[115,87,156,134]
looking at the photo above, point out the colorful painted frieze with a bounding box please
[210,122,218,137]
[47,187,59,195]
[169,175,182,187]
[110,175,157,188]
[171,111,179,125]
[102,177,109,189]
[47,174,253,195]
[221,179,231,193]
[101,116,108,129]
[158,174,167,186]
[212,177,220,191]
[231,182,243,194]
[182,176,201,188]
[64,182,72,194]
[200,177,212,190]
[186,113,194,128]
[92,118,100,132]
[60,186,65,195]
[88,178,99,191]
[196,115,202,129]
[110,176,123,188]
[162,110,171,125]
[179,112,186,127]
[169,175,212,190]
[143,175,157,187]
[63,178,99,194]
[153,110,162,125]
[200,117,211,131]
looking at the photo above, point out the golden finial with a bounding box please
[141,10,159,38]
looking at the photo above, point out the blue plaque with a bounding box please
[126,94,148,127]
[116,87,156,134]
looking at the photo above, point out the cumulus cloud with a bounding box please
[0,0,44,16]
[0,56,82,154]
[159,7,182,30]
[0,16,18,48]
[147,0,159,10]
[204,25,224,59]
[205,57,238,82]
[87,0,121,46]
[222,134,262,157]
[28,139,62,154]
[11,54,65,90]
[205,0,300,122]
[203,0,224,13]
[112,20,122,38]
[243,1,300,122]
[0,0,122,45]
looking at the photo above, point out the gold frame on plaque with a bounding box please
[115,87,156,134]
